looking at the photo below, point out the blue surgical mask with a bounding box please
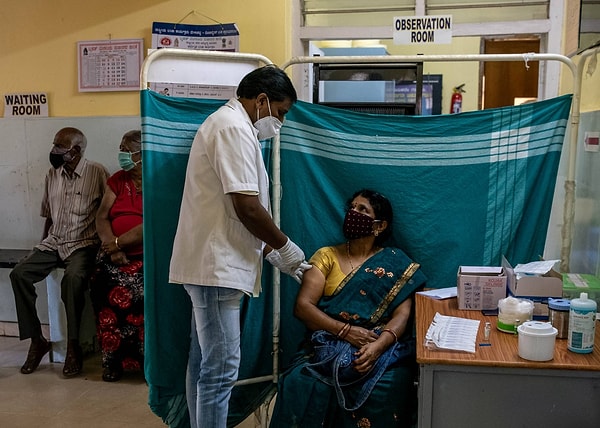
[118,151,140,171]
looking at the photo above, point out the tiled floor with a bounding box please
[0,336,260,428]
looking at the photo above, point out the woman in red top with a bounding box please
[91,130,143,382]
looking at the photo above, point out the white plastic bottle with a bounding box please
[567,292,597,354]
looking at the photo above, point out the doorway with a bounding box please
[481,38,540,109]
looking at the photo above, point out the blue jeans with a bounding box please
[184,285,244,428]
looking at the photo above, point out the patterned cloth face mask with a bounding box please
[343,209,376,239]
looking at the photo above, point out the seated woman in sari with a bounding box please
[270,189,427,428]
[90,130,144,382]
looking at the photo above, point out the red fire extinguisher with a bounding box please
[450,84,466,114]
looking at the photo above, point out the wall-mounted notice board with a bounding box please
[77,39,144,92]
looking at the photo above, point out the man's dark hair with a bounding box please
[236,65,297,103]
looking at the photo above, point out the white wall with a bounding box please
[0,116,140,322]
[0,117,140,249]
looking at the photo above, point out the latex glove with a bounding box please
[266,250,311,284]
[265,248,284,270]
[277,238,306,273]
[292,261,313,283]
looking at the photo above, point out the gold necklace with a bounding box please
[346,241,355,271]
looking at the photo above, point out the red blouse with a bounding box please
[108,170,143,256]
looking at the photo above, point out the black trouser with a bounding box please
[10,246,97,341]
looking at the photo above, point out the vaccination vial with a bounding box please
[567,292,597,353]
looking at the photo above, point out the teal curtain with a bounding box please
[276,94,571,368]
[141,89,572,424]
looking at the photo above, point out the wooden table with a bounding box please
[416,293,600,428]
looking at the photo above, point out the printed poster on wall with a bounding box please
[149,22,240,97]
[150,83,236,100]
[151,22,239,51]
[77,39,144,92]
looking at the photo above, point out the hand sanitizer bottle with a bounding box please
[567,292,597,353]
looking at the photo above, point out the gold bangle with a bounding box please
[336,322,350,339]
[115,236,121,250]
[382,328,398,342]
[340,324,351,339]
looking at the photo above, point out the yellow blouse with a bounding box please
[309,246,347,297]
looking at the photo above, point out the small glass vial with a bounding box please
[484,322,491,341]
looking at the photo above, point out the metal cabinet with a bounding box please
[312,62,424,115]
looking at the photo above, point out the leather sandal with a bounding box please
[20,337,51,374]
[62,341,83,377]
[102,366,123,382]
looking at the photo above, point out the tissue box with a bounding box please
[457,266,507,310]
[562,273,600,308]
[502,257,563,319]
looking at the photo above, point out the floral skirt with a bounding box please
[90,255,144,372]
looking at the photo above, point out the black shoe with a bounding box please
[20,338,51,374]
[62,340,83,377]
[102,366,123,382]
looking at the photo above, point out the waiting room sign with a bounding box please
[4,92,48,118]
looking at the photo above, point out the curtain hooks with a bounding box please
[522,52,535,71]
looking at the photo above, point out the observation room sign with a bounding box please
[393,15,452,45]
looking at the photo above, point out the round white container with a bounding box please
[497,297,534,333]
[517,321,558,361]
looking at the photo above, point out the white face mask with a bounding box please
[254,98,282,140]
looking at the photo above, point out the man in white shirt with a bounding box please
[169,65,310,428]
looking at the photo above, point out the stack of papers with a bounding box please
[417,287,457,300]
[514,259,559,276]
[424,312,480,353]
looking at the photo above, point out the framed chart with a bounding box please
[77,38,144,92]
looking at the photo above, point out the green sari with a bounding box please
[270,247,426,428]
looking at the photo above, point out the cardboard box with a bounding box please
[502,257,563,319]
[562,273,600,309]
[457,266,507,310]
